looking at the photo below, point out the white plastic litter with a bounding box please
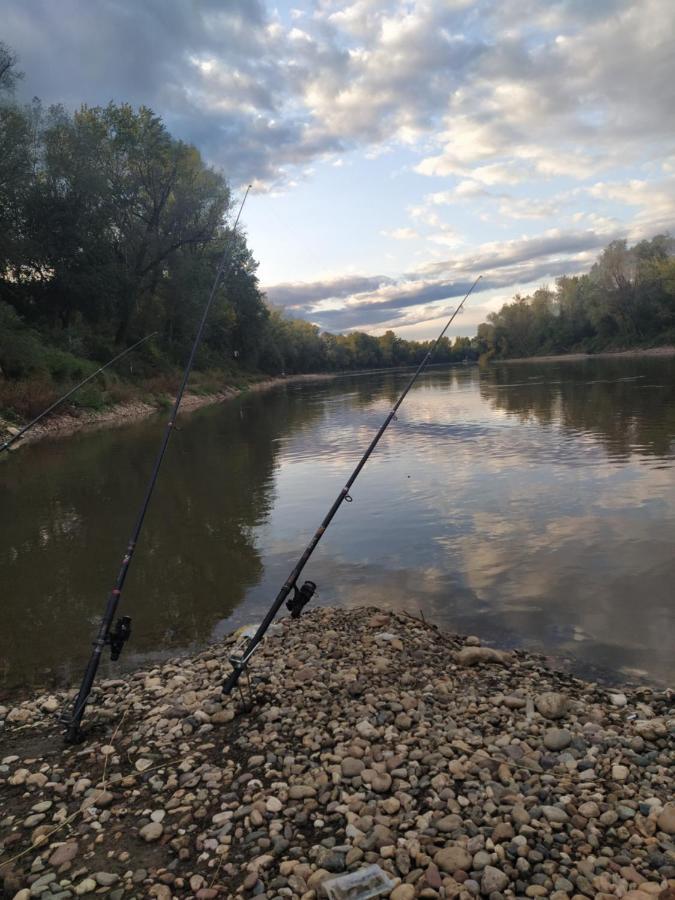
[323,864,394,900]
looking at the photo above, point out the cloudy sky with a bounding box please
[4,0,674,337]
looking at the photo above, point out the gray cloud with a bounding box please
[265,227,620,331]
[4,0,673,191]
[265,274,395,307]
[3,0,673,336]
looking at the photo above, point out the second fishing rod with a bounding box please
[223,274,482,696]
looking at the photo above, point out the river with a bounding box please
[1,356,674,697]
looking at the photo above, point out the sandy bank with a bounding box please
[1,606,673,899]
[499,347,675,365]
[0,373,335,452]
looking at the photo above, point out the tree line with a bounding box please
[476,236,675,360]
[0,42,475,405]
[1,41,674,421]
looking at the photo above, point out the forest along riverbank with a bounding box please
[0,373,335,450]
[499,346,675,365]
[1,608,673,899]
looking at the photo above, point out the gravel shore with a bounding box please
[1,606,673,900]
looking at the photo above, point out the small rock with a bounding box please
[356,719,378,738]
[48,841,79,867]
[434,845,472,873]
[542,805,569,824]
[288,784,316,800]
[391,886,415,900]
[609,692,628,707]
[657,803,675,834]
[140,822,163,842]
[341,757,364,778]
[371,772,392,793]
[544,728,572,751]
[481,865,509,894]
[456,647,509,666]
[535,692,569,720]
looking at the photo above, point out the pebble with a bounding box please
[657,803,675,834]
[140,821,163,842]
[434,845,472,873]
[535,691,569,719]
[481,865,510,893]
[544,727,572,750]
[0,606,672,900]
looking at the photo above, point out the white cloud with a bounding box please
[4,0,675,335]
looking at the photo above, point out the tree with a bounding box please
[0,42,22,95]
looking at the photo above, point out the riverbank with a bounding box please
[0,373,335,451]
[1,607,673,899]
[500,346,675,365]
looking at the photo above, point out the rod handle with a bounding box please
[222,667,241,695]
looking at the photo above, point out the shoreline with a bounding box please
[0,373,336,452]
[0,361,465,453]
[1,606,673,898]
[498,346,675,365]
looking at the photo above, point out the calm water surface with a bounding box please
[1,357,674,695]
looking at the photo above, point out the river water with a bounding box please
[1,356,674,696]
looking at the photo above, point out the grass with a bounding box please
[0,366,264,431]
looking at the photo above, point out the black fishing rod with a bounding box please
[0,333,157,455]
[62,185,252,743]
[223,274,482,696]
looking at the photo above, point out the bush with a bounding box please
[43,347,93,383]
[71,383,107,411]
[0,377,61,420]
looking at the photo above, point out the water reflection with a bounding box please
[481,357,675,461]
[1,358,674,694]
[0,391,323,694]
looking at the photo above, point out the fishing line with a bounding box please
[0,333,157,455]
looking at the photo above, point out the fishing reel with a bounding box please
[286,580,317,618]
[108,616,132,661]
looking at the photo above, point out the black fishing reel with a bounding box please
[286,580,317,618]
[108,616,132,661]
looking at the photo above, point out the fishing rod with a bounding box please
[0,333,157,455]
[223,274,482,696]
[62,185,252,743]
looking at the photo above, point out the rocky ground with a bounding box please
[0,606,673,900]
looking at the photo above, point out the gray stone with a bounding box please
[139,821,163,842]
[434,845,472,873]
[94,872,119,886]
[48,841,79,867]
[481,865,509,894]
[542,805,569,824]
[543,728,572,751]
[657,803,675,835]
[456,647,509,667]
[341,757,364,778]
[535,692,569,720]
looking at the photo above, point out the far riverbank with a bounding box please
[499,345,675,365]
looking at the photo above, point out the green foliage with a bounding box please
[2,43,674,422]
[476,236,675,359]
[255,313,479,375]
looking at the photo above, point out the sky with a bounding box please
[3,0,674,339]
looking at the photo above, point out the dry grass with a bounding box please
[0,378,62,420]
